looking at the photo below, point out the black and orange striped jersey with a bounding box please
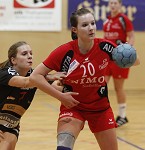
[0,67,37,129]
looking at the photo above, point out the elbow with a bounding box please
[29,74,35,84]
[29,73,38,86]
[29,73,45,87]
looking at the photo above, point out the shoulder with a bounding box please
[0,67,18,77]
[95,38,116,58]
[119,13,133,30]
[50,41,76,60]
[103,18,109,25]
[0,67,18,85]
[57,41,75,50]
[98,38,116,49]
[119,13,131,22]
[95,38,116,48]
[119,13,128,18]
[50,41,75,56]
[43,41,75,71]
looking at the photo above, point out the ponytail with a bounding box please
[0,60,10,69]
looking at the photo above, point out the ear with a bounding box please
[11,57,16,65]
[71,27,77,34]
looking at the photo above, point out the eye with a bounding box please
[82,23,88,27]
[30,51,33,55]
[22,52,27,56]
[91,22,95,25]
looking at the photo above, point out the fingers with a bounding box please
[46,72,67,81]
[56,80,63,86]
[60,92,80,109]
[68,92,79,96]
[60,72,67,75]
[52,80,61,86]
[65,103,77,109]
[51,80,64,91]
[73,100,80,105]
[55,72,67,80]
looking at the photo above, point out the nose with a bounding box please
[89,24,93,30]
[28,53,33,59]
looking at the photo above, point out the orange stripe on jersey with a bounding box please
[2,104,26,116]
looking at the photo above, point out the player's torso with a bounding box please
[103,14,127,43]
[0,67,36,128]
[62,39,112,111]
[0,86,37,114]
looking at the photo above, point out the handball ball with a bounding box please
[112,43,137,68]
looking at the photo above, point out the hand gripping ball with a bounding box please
[112,43,137,68]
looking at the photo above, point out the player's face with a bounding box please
[75,13,96,41]
[109,0,121,14]
[12,44,33,71]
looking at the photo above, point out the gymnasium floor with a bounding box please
[15,90,145,150]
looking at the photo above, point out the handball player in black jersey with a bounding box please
[0,41,68,150]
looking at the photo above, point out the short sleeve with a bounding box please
[0,68,17,85]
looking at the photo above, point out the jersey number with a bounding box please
[80,62,95,77]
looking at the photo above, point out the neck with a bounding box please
[111,11,120,17]
[78,40,94,54]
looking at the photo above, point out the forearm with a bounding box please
[128,38,134,46]
[8,76,35,88]
[127,31,135,46]
[30,74,63,100]
[133,55,140,66]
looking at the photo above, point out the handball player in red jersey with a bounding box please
[30,8,139,150]
[103,0,135,126]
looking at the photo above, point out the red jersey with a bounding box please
[103,13,133,44]
[43,38,116,111]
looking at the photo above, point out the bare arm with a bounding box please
[8,76,34,88]
[45,72,66,81]
[127,31,140,66]
[29,63,80,108]
[127,31,135,46]
[133,55,140,66]
[8,71,66,88]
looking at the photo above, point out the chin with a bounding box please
[25,66,32,70]
[89,36,95,40]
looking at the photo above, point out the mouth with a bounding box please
[111,7,115,11]
[28,62,32,65]
[89,33,95,37]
